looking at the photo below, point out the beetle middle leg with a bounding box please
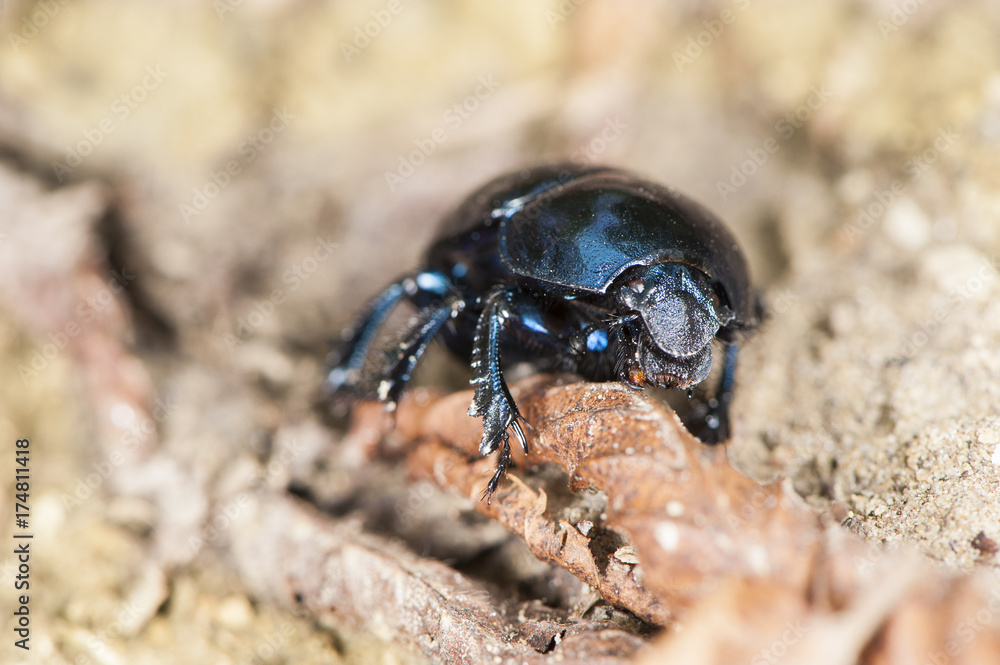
[703,342,739,443]
[468,286,530,503]
[378,296,466,412]
[325,270,457,399]
[685,341,739,444]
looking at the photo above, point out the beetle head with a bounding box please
[617,263,733,389]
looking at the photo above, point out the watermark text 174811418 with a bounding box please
[13,438,32,651]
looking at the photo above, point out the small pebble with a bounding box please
[972,532,999,556]
[613,545,640,565]
[216,595,255,630]
[977,429,999,445]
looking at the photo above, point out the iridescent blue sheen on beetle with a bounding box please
[327,164,757,502]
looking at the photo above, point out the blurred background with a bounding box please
[1,0,999,662]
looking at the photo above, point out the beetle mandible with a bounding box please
[326,164,757,502]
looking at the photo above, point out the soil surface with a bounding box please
[1,1,999,663]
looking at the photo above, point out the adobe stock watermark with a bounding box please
[716,83,832,201]
[339,0,409,62]
[767,287,800,316]
[845,521,894,575]
[394,453,463,527]
[213,0,248,20]
[238,624,295,665]
[899,255,998,359]
[0,560,16,587]
[750,620,808,665]
[724,485,779,531]
[568,116,628,166]
[6,0,71,52]
[545,0,588,28]
[923,584,1000,664]
[223,234,338,351]
[60,395,178,511]
[384,75,501,191]
[672,0,753,72]
[395,481,442,527]
[81,600,147,657]
[17,268,135,384]
[840,126,959,244]
[188,435,305,553]
[878,0,932,38]
[51,65,169,182]
[179,107,295,223]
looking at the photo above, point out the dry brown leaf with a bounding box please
[357,374,1000,663]
[396,375,819,614]
[229,491,646,665]
[407,439,670,625]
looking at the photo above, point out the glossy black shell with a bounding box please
[426,164,754,326]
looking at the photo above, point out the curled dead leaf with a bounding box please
[352,374,1000,663]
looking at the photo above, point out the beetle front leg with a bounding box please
[468,287,529,503]
[701,342,739,443]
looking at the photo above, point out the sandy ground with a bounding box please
[0,0,999,663]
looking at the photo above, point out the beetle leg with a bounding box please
[326,270,456,397]
[378,297,467,413]
[702,342,739,443]
[469,287,529,503]
[325,281,408,395]
[608,314,642,387]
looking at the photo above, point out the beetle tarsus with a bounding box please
[380,297,465,409]
[467,287,533,499]
[481,435,512,505]
[701,342,739,443]
[469,288,519,446]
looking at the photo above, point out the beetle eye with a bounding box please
[626,276,645,294]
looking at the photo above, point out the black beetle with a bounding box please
[327,164,757,502]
